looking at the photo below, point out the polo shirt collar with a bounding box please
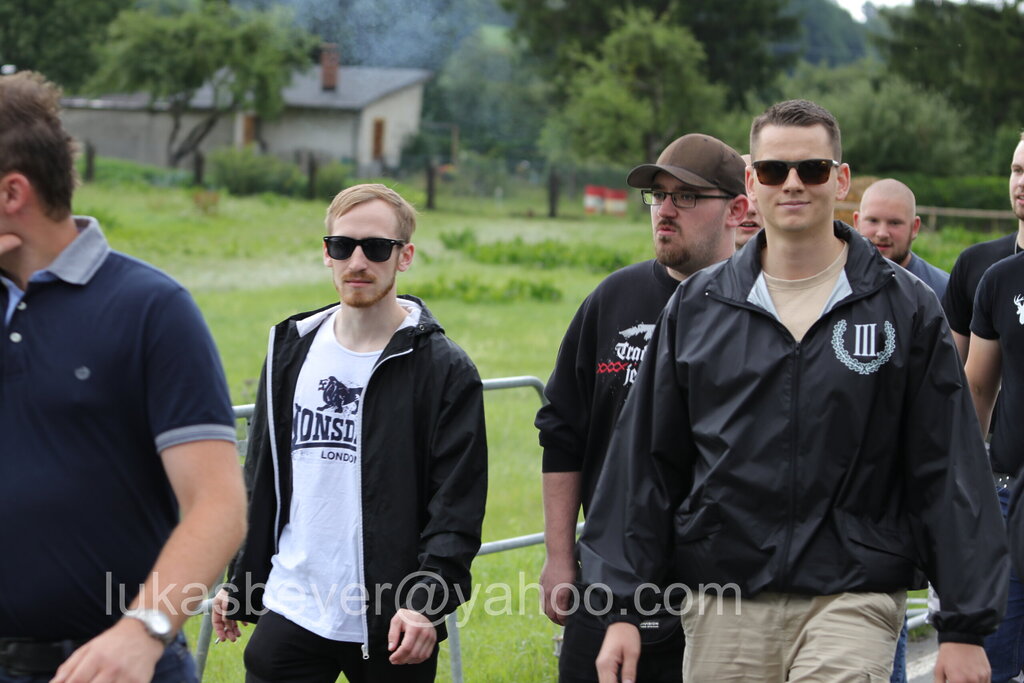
[47,216,111,286]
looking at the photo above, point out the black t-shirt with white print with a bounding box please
[972,251,1024,475]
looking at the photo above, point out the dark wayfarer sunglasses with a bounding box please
[323,236,406,262]
[751,159,840,186]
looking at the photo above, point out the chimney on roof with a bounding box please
[321,43,339,92]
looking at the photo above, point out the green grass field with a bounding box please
[72,178,988,681]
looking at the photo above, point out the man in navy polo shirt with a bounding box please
[0,71,247,682]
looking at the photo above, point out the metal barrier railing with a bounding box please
[193,374,933,681]
[194,375,549,681]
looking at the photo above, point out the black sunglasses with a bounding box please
[751,159,839,186]
[323,236,405,262]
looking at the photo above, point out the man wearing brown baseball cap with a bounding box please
[536,133,747,683]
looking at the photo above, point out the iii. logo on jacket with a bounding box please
[831,320,895,375]
[318,376,363,415]
[1014,294,1024,324]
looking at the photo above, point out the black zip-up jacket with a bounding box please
[226,296,487,655]
[579,222,1009,645]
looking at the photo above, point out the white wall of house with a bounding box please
[256,109,359,165]
[61,108,234,168]
[357,85,425,174]
[60,81,425,175]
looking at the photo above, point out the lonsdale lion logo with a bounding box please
[317,376,363,415]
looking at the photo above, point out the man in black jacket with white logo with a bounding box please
[211,184,487,683]
[586,100,1008,683]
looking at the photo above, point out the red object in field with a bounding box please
[583,185,606,214]
[604,189,628,216]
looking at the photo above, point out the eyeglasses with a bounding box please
[751,159,839,186]
[640,189,733,209]
[323,236,405,262]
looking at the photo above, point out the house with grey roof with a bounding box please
[60,48,432,176]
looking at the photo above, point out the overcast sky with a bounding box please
[834,0,909,22]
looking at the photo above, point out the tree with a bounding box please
[873,0,1024,132]
[770,60,973,175]
[433,25,551,158]
[789,0,868,66]
[540,6,725,165]
[500,0,799,108]
[88,3,316,167]
[0,0,134,90]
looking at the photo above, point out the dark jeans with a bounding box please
[890,616,907,683]
[984,484,1024,683]
[243,609,437,683]
[0,632,196,683]
[558,608,683,683]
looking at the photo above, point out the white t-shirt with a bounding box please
[264,304,420,641]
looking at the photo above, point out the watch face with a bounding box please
[125,609,173,644]
[148,610,172,635]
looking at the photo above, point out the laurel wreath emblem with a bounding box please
[831,319,895,375]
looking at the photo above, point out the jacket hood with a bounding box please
[707,220,897,303]
[279,294,444,340]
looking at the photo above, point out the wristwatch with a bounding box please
[122,608,175,646]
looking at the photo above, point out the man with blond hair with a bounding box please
[586,99,1007,683]
[212,184,488,682]
[0,71,246,682]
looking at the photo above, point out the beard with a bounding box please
[653,222,722,278]
[1014,196,1024,222]
[887,244,911,267]
[339,269,395,308]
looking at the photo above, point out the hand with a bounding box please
[387,609,437,665]
[596,622,641,683]
[211,588,247,643]
[50,618,164,683]
[933,642,991,683]
[539,555,578,625]
[0,233,22,256]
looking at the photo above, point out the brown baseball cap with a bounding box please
[626,134,746,197]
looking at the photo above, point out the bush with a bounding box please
[314,161,355,202]
[76,156,191,188]
[439,228,477,251]
[891,174,1008,211]
[440,229,634,273]
[208,146,305,197]
[410,275,562,303]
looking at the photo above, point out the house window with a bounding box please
[372,118,385,160]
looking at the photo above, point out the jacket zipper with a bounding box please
[780,343,801,591]
[356,342,414,660]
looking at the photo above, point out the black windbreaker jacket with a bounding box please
[580,222,1008,645]
[226,296,487,656]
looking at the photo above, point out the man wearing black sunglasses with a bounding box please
[586,100,1007,683]
[213,184,487,683]
[536,133,746,683]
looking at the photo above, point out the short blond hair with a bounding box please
[324,183,417,241]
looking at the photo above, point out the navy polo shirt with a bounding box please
[0,218,236,639]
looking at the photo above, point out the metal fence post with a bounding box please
[446,612,463,683]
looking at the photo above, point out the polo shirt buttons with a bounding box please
[16,301,26,310]
[9,332,22,343]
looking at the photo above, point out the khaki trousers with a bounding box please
[681,590,906,682]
